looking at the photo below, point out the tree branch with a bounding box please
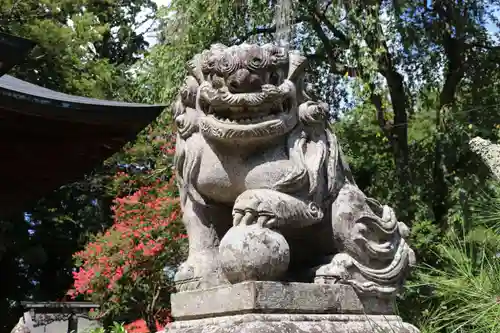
[340,3,413,217]
[309,12,341,67]
[464,41,500,51]
[314,9,350,45]
[323,1,334,16]
[305,50,357,76]
[233,16,308,44]
[371,90,394,142]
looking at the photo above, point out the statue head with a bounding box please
[174,43,310,144]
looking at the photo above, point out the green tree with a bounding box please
[132,0,500,328]
[0,0,158,330]
[146,0,500,214]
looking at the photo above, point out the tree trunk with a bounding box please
[378,62,413,221]
[432,2,467,227]
[308,2,414,219]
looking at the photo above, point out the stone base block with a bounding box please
[165,313,419,333]
[171,281,393,320]
[167,281,419,333]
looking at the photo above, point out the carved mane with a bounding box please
[274,103,356,207]
[173,75,204,208]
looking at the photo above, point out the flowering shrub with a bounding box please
[70,175,187,331]
[125,319,164,333]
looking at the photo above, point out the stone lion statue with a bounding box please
[171,43,416,298]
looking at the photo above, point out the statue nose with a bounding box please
[227,69,260,93]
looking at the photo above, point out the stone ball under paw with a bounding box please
[219,224,290,283]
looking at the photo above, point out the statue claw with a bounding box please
[232,207,277,228]
[256,215,271,227]
[262,217,278,229]
[232,190,280,228]
[232,212,243,226]
[241,211,256,225]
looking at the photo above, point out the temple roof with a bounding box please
[0,32,36,76]
[0,33,165,217]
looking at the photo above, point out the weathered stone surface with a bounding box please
[171,281,394,321]
[219,225,290,283]
[167,42,420,333]
[171,42,416,298]
[164,314,419,333]
[470,136,500,180]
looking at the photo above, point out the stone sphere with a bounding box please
[219,224,290,283]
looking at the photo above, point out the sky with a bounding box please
[144,1,500,47]
[139,0,171,46]
[486,8,500,39]
[139,1,500,112]
[153,0,171,6]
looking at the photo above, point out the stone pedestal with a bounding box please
[165,281,419,333]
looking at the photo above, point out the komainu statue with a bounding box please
[172,43,416,298]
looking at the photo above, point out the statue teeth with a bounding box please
[212,111,278,124]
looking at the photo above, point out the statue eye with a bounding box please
[246,51,270,70]
[217,54,238,76]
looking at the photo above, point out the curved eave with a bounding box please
[0,75,166,217]
[0,75,164,127]
[0,32,36,76]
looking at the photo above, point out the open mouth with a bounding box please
[197,80,297,140]
[201,98,292,125]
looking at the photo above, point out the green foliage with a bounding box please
[4,0,500,331]
[0,0,158,330]
[0,0,156,97]
[87,322,128,333]
[103,0,500,329]
[398,178,500,333]
[411,181,500,332]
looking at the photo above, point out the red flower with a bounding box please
[71,170,185,324]
[125,319,164,333]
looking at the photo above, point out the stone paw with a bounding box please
[232,190,282,229]
[174,252,229,292]
[314,253,353,284]
[174,260,196,284]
